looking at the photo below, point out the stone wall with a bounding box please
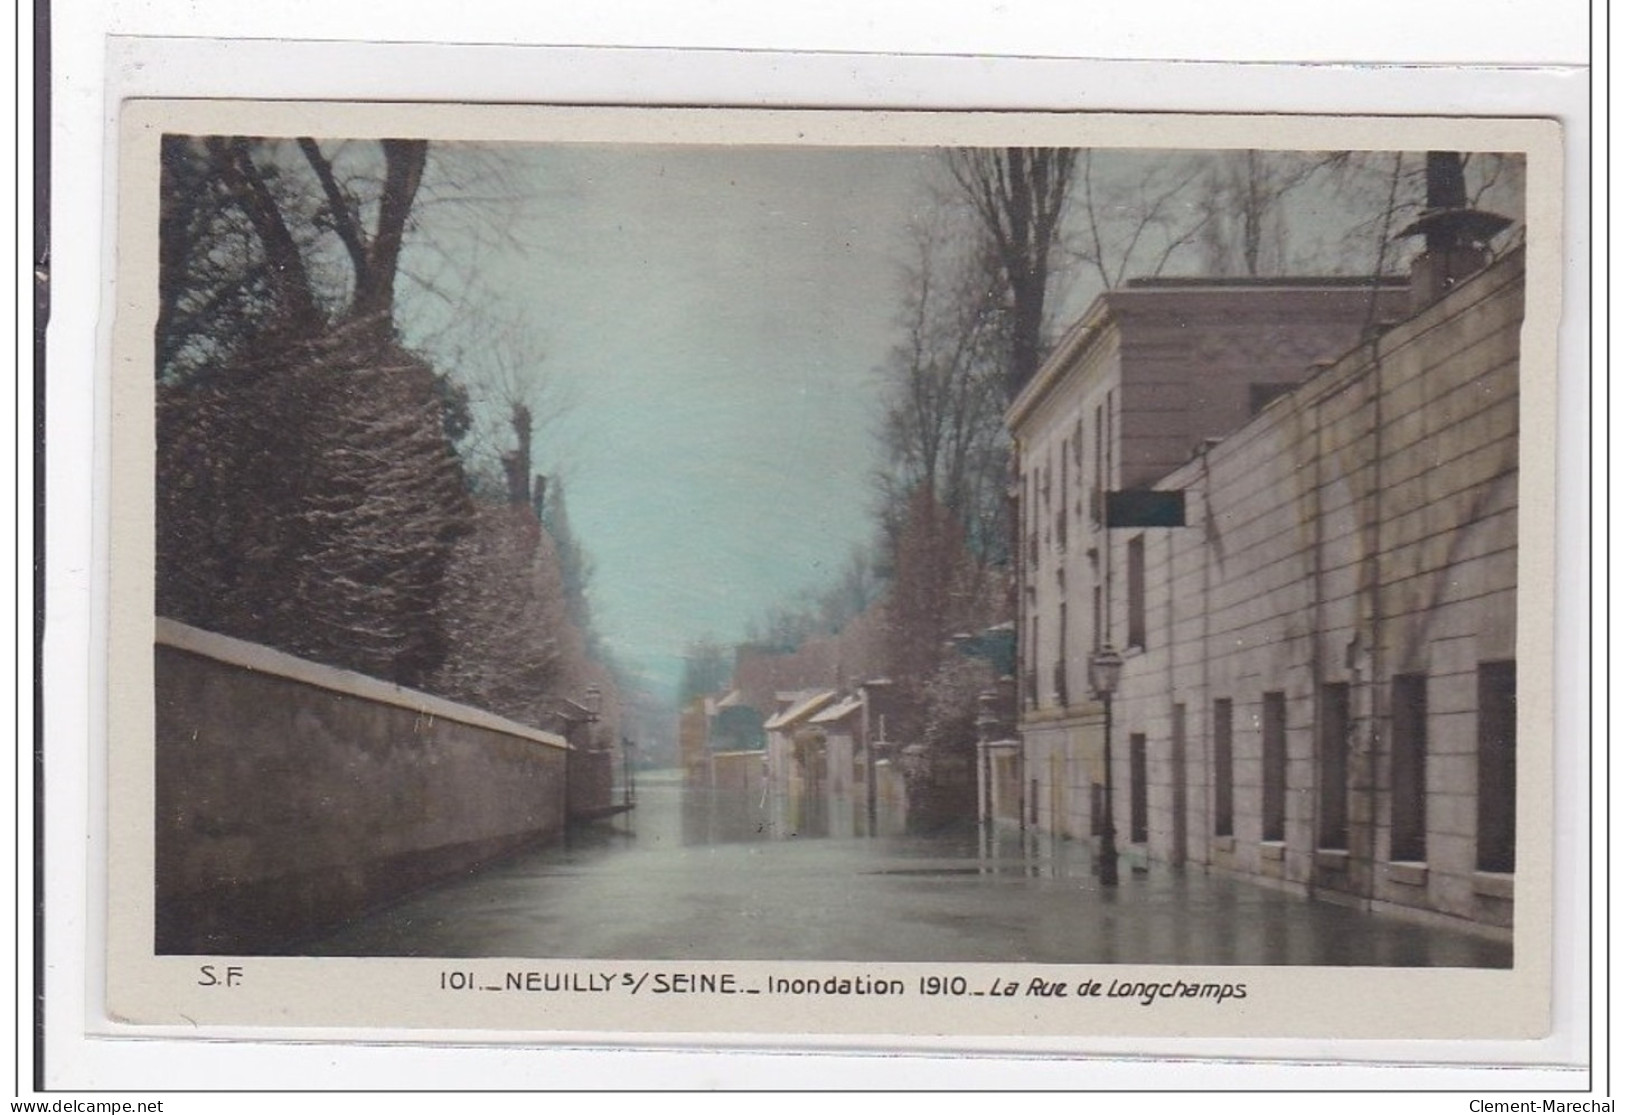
[1111,248,1523,932]
[567,745,618,820]
[710,749,766,796]
[155,619,570,954]
[1015,714,1097,837]
[1108,281,1411,488]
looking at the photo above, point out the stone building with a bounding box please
[756,683,908,836]
[1003,241,1523,935]
[1006,273,1410,839]
[762,688,839,801]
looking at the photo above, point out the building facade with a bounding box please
[1007,275,1411,841]
[1006,247,1523,935]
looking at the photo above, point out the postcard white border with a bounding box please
[100,98,1564,1045]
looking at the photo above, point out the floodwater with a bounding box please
[306,770,1512,967]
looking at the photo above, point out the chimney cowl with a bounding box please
[1395,206,1513,250]
[1398,207,1513,312]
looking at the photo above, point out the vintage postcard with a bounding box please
[102,101,1563,1042]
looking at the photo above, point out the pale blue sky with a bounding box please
[409,145,942,696]
[399,144,1523,699]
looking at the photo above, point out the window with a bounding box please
[1318,683,1351,849]
[1213,699,1234,837]
[1093,391,1117,523]
[1027,627,1040,709]
[1261,692,1287,842]
[1091,585,1103,653]
[1026,471,1038,567]
[1476,661,1516,873]
[1018,604,1034,712]
[1054,603,1069,707]
[1106,389,1115,483]
[1057,446,1069,549]
[1126,535,1147,649]
[1092,404,1105,524]
[1073,417,1085,516]
[1390,674,1429,862]
[1129,732,1148,844]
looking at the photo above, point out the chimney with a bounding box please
[503,402,534,508]
[500,450,528,507]
[1397,152,1512,312]
[532,473,548,522]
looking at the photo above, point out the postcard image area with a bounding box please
[102,102,1563,1042]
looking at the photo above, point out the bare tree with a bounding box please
[1067,149,1215,293]
[429,500,583,728]
[1195,150,1334,276]
[820,545,885,632]
[434,309,600,660]
[945,148,1076,400]
[1058,147,1524,295]
[740,543,886,665]
[541,478,598,646]
[157,136,326,380]
[294,138,428,333]
[181,137,426,341]
[439,308,577,497]
[427,383,614,727]
[154,134,554,701]
[680,638,732,703]
[875,208,1012,564]
[157,136,531,382]
[1314,150,1524,279]
[882,487,1003,742]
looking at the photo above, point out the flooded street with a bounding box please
[308,771,1511,966]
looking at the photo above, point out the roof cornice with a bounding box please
[1005,293,1114,433]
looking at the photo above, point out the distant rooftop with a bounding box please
[809,695,865,726]
[1124,274,1409,290]
[763,689,838,731]
[704,689,744,716]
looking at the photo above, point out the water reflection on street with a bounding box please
[307,770,1512,966]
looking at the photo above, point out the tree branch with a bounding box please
[297,137,371,285]
[207,137,319,327]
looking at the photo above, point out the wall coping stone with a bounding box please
[1472,871,1515,900]
[1384,860,1430,887]
[156,617,571,752]
[1314,848,1352,871]
[1019,707,1102,727]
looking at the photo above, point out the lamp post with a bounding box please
[621,736,636,807]
[1089,645,1125,886]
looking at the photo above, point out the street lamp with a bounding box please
[1089,645,1125,886]
[621,736,637,807]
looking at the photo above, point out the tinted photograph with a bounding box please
[146,125,1529,978]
